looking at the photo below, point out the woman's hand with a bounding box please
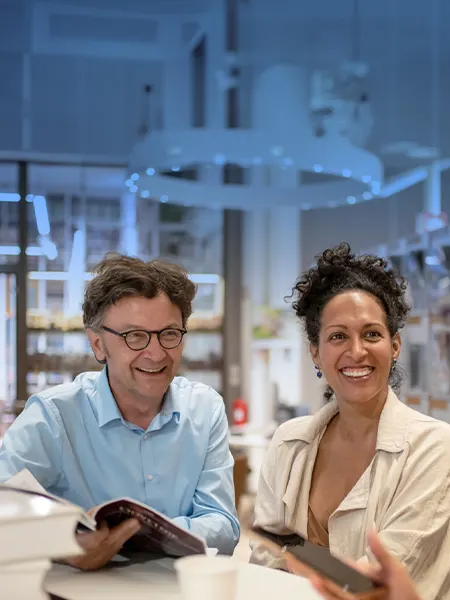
[296,532,421,600]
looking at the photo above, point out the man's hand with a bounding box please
[292,531,421,600]
[62,518,141,571]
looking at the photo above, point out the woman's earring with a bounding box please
[392,359,397,370]
[315,364,323,379]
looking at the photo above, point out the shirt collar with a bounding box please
[95,368,182,429]
[280,387,409,453]
[375,388,409,452]
[160,383,181,424]
[96,368,123,427]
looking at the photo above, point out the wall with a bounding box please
[301,184,425,268]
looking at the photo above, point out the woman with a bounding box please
[251,243,450,600]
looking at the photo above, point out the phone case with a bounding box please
[251,527,386,600]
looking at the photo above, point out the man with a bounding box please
[0,254,240,569]
[286,532,421,600]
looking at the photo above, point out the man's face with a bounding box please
[88,294,184,405]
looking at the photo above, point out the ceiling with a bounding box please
[240,0,449,167]
[0,0,448,176]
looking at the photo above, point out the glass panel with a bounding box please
[0,162,19,268]
[0,272,16,438]
[26,163,126,394]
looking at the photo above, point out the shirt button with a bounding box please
[143,433,150,440]
[147,475,153,482]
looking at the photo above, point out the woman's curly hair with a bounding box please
[290,242,410,400]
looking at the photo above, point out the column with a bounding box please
[242,203,304,492]
[222,209,243,416]
[267,207,301,309]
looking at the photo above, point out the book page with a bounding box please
[6,468,48,495]
[5,469,95,531]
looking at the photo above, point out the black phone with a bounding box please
[251,526,382,597]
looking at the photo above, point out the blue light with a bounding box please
[371,181,381,194]
[172,166,180,172]
[125,179,133,187]
[40,236,58,260]
[425,255,441,266]
[313,164,323,173]
[161,195,169,203]
[0,193,20,202]
[342,169,352,178]
[47,243,58,260]
[26,247,43,256]
[214,154,226,165]
[190,274,220,284]
[362,174,372,183]
[141,190,150,198]
[284,157,294,167]
[0,246,47,256]
[33,196,50,236]
[146,168,156,176]
[346,196,357,204]
[362,191,373,201]
[130,185,138,193]
[130,173,139,181]
[0,245,20,255]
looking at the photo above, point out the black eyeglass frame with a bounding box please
[101,325,187,350]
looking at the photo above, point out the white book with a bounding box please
[0,559,51,600]
[0,488,83,566]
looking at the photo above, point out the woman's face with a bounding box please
[310,290,401,407]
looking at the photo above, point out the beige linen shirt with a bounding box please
[251,389,450,600]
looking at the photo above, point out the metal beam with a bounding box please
[16,161,28,413]
[222,209,243,417]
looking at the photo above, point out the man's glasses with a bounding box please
[102,326,187,350]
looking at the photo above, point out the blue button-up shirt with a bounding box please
[0,370,240,554]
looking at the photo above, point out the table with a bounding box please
[45,558,322,600]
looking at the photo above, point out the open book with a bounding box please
[5,469,207,558]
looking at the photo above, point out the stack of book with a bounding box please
[0,487,83,599]
[1,469,210,598]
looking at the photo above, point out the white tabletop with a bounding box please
[45,557,322,600]
[229,434,270,449]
